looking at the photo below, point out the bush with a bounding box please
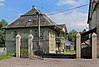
[34,50,43,56]
[20,49,28,55]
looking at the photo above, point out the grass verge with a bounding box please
[0,53,15,60]
[0,55,13,60]
[62,50,76,55]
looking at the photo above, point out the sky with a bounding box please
[0,0,89,32]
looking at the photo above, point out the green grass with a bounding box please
[0,55,13,60]
[61,50,76,55]
[0,53,15,60]
[44,50,76,57]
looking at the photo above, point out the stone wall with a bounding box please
[5,27,50,53]
[95,5,99,57]
[89,3,99,57]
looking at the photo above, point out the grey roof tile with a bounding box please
[4,6,56,28]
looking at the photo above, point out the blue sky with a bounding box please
[0,0,89,32]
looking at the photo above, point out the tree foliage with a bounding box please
[0,19,8,47]
[67,29,77,44]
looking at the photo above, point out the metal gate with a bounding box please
[20,38,44,59]
[32,41,44,59]
[20,39,28,58]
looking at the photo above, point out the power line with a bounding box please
[48,4,89,15]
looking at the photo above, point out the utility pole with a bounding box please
[36,12,44,59]
[36,12,41,49]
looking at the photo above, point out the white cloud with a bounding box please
[48,10,88,32]
[57,0,86,6]
[0,0,5,6]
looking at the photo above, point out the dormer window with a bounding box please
[28,19,32,22]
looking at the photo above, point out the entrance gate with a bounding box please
[16,33,97,59]
[15,34,43,59]
[20,39,28,58]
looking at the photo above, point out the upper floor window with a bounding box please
[13,31,17,38]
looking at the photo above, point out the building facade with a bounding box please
[87,0,99,57]
[3,6,67,54]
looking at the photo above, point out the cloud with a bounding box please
[57,0,86,6]
[48,10,88,32]
[0,0,5,6]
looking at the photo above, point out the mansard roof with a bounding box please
[3,6,56,28]
[3,6,67,33]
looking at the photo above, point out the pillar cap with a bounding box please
[16,34,21,38]
[92,33,97,37]
[32,5,36,9]
[28,34,33,38]
[76,33,81,37]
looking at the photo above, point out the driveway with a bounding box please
[0,57,99,67]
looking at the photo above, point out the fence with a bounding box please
[15,33,98,59]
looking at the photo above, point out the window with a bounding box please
[13,31,17,38]
[28,19,32,22]
[35,30,37,32]
[34,30,38,36]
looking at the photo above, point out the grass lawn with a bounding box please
[43,50,76,58]
[62,50,76,55]
[0,53,15,60]
[0,55,13,60]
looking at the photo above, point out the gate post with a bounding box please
[76,33,81,59]
[28,34,33,58]
[16,34,21,58]
[92,33,97,59]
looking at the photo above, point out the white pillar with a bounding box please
[76,33,81,59]
[92,33,97,59]
[28,34,33,58]
[16,34,21,58]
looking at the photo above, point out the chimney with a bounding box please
[32,5,36,9]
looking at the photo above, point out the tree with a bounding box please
[68,29,77,45]
[0,19,8,47]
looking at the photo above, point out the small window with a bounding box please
[34,30,38,36]
[28,19,32,22]
[35,30,37,32]
[13,31,17,38]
